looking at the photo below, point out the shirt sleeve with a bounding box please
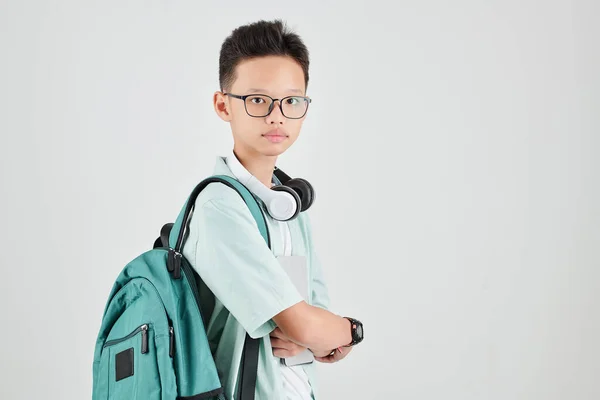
[184,194,304,339]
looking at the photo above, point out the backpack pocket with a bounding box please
[93,278,178,400]
[100,322,164,399]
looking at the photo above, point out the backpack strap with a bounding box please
[153,222,174,249]
[170,175,270,251]
[238,333,260,400]
[168,174,268,400]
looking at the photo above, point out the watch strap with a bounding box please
[344,317,363,346]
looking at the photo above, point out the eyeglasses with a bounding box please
[224,93,312,119]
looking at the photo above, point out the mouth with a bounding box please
[262,130,289,143]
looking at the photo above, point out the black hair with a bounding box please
[219,19,309,92]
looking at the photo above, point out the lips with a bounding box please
[262,129,288,138]
[262,130,288,143]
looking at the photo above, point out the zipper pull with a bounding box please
[141,324,149,354]
[169,326,174,358]
[168,249,182,279]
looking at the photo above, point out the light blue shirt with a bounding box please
[181,155,331,399]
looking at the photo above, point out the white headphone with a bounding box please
[225,150,315,221]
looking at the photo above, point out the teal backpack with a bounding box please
[92,175,271,400]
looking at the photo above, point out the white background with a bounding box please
[1,1,598,399]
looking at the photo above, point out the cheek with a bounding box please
[230,109,254,128]
[230,115,264,139]
[288,121,304,139]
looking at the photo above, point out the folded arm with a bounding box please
[273,301,352,352]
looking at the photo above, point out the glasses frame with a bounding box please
[224,93,312,119]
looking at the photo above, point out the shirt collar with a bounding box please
[213,155,283,186]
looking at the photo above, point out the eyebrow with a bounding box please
[246,88,304,95]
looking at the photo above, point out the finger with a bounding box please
[314,355,336,363]
[271,328,298,344]
[271,338,297,350]
[273,348,292,358]
[315,347,348,363]
[271,338,305,354]
[270,327,286,339]
[335,347,348,357]
[332,347,349,361]
[315,350,336,363]
[271,335,305,348]
[270,338,288,349]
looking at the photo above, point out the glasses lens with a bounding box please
[281,96,309,118]
[245,95,272,117]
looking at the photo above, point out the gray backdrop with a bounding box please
[1,0,598,399]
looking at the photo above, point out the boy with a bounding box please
[181,19,364,400]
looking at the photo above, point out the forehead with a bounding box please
[231,55,305,95]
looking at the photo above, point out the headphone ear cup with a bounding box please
[271,185,301,220]
[285,178,314,212]
[295,178,315,210]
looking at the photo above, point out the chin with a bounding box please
[258,142,294,157]
[259,147,287,157]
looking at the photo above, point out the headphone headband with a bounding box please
[273,166,292,185]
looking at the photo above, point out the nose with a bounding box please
[265,100,285,125]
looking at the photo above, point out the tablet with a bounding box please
[276,255,314,366]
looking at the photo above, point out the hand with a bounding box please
[313,345,353,364]
[270,327,307,358]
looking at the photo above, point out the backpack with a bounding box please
[92,175,271,400]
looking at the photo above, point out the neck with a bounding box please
[233,145,276,188]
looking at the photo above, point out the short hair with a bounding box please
[218,19,310,92]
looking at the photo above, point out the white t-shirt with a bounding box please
[279,220,313,399]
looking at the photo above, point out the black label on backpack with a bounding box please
[115,348,134,381]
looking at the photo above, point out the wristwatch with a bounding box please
[344,317,364,346]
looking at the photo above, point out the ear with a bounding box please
[213,91,232,122]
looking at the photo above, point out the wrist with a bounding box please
[340,316,351,346]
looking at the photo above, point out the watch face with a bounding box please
[356,323,363,339]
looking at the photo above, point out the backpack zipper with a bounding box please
[169,326,174,358]
[141,324,148,354]
[103,323,149,355]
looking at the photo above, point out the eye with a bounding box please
[250,97,265,104]
[285,97,300,105]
